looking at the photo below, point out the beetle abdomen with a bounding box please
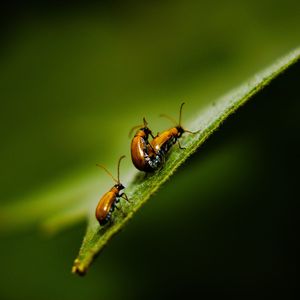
[131,136,148,171]
[96,191,117,225]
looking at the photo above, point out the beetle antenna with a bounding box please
[159,114,177,126]
[128,123,143,138]
[143,117,148,127]
[129,118,150,137]
[178,102,185,127]
[117,155,126,184]
[96,164,118,183]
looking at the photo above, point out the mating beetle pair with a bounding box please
[130,102,196,172]
[95,103,197,226]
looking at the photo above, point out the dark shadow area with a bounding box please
[103,61,300,298]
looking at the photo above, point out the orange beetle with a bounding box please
[95,155,129,226]
[130,118,163,172]
[150,102,197,157]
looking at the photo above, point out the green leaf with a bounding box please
[71,48,300,275]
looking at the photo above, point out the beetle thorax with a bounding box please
[176,126,184,137]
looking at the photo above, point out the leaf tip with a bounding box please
[71,258,87,276]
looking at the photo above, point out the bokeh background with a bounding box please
[0,1,299,299]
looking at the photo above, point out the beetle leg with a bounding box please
[177,140,186,150]
[114,202,126,216]
[184,129,200,135]
[120,192,131,203]
[149,131,155,139]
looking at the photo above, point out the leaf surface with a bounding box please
[71,48,300,275]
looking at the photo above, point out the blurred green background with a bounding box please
[0,0,299,299]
